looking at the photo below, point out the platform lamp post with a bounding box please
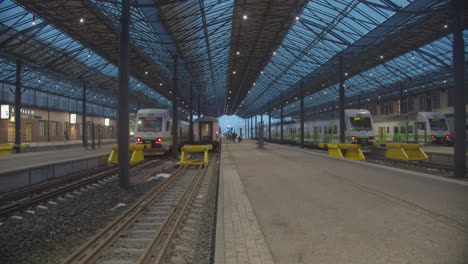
[300,80,305,148]
[14,59,22,150]
[452,0,466,179]
[117,0,131,188]
[171,53,179,159]
[280,92,284,144]
[339,56,345,143]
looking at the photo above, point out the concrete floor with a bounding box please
[224,140,468,264]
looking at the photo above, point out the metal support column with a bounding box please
[250,117,253,139]
[172,54,178,159]
[91,123,95,150]
[82,83,87,147]
[198,95,201,117]
[244,118,247,138]
[14,59,21,147]
[300,81,305,148]
[280,93,284,144]
[117,0,130,188]
[268,106,271,142]
[255,115,258,139]
[339,56,345,143]
[452,0,466,179]
[189,82,193,143]
[260,114,263,140]
[400,82,404,114]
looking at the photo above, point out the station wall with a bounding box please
[0,105,117,144]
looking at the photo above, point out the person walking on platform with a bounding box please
[64,130,69,143]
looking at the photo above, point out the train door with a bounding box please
[313,126,318,144]
[25,123,32,141]
[414,122,426,143]
[378,127,385,144]
[393,126,401,142]
[199,121,213,143]
[8,123,15,142]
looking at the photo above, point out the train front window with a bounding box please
[349,117,372,131]
[138,117,162,132]
[429,119,447,130]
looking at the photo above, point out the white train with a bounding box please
[268,109,375,147]
[373,112,452,144]
[193,116,221,149]
[134,108,189,154]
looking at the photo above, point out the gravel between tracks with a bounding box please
[0,158,178,264]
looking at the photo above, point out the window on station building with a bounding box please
[419,95,426,111]
[39,120,46,137]
[447,90,454,107]
[380,103,385,115]
[432,92,440,109]
[388,101,394,114]
[50,121,57,137]
[408,97,415,112]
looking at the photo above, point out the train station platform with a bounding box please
[0,145,113,192]
[215,140,468,264]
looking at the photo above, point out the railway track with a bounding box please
[63,154,213,264]
[0,159,157,219]
[365,154,468,174]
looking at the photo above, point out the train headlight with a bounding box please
[136,137,142,142]
[156,137,162,142]
[351,136,357,140]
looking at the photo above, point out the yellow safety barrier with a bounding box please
[108,145,119,165]
[338,144,365,161]
[0,144,27,155]
[327,143,344,158]
[326,143,365,161]
[180,145,212,166]
[318,143,327,149]
[385,143,427,161]
[130,144,145,165]
[0,145,14,155]
[108,144,152,165]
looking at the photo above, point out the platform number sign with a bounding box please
[1,105,10,120]
[104,118,110,127]
[70,113,77,124]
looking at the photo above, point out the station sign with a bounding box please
[70,113,77,124]
[104,118,110,127]
[1,105,10,120]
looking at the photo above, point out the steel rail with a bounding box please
[62,165,189,264]
[0,159,155,219]
[0,165,115,204]
[138,156,211,264]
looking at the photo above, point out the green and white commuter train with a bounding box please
[373,112,452,145]
[268,109,375,148]
[134,108,189,155]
